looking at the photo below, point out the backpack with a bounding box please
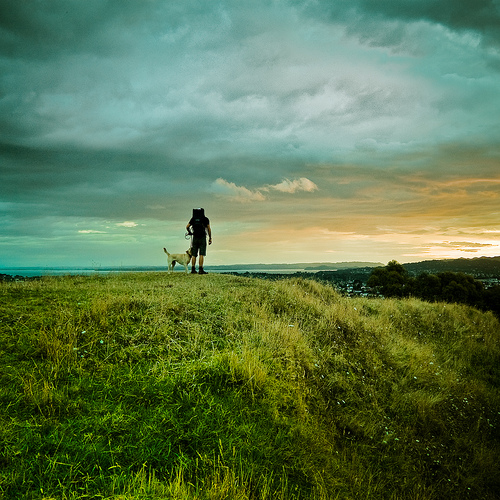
[191,217,206,237]
[190,208,207,237]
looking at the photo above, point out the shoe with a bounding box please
[199,268,208,274]
[191,268,197,274]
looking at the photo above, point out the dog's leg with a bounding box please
[165,248,172,273]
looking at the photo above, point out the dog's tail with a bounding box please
[163,248,170,256]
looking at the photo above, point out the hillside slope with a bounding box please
[1,273,499,499]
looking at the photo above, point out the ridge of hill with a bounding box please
[403,255,500,277]
[211,255,500,278]
[1,273,499,499]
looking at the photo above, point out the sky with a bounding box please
[1,0,500,268]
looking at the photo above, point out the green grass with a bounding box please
[1,273,499,499]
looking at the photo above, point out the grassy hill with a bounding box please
[1,273,499,499]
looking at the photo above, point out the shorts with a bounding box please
[191,236,207,257]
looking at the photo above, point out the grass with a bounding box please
[0,272,499,499]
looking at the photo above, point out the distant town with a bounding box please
[223,256,500,299]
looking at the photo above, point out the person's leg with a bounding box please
[198,240,208,274]
[199,255,208,274]
[190,241,200,273]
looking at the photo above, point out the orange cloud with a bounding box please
[212,178,266,203]
[212,177,318,202]
[267,177,318,193]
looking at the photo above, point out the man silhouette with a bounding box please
[186,208,212,274]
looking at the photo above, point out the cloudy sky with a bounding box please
[1,0,500,268]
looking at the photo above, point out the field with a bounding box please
[1,272,499,499]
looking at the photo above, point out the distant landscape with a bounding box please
[2,255,500,278]
[0,260,384,278]
[222,255,500,276]
[207,261,384,271]
[221,255,500,281]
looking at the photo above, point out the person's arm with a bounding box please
[206,224,212,244]
[186,222,192,234]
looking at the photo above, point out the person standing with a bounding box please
[186,208,212,274]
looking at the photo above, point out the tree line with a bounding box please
[367,261,500,317]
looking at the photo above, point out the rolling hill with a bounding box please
[1,273,499,499]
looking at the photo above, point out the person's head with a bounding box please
[193,208,205,218]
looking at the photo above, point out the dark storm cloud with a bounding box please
[294,0,500,47]
[0,2,114,59]
[0,0,178,58]
[0,140,207,218]
[359,0,499,34]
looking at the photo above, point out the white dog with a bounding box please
[163,247,192,273]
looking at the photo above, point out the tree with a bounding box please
[437,272,484,307]
[413,273,441,302]
[367,260,412,298]
[483,285,500,318]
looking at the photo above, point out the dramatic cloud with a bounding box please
[1,0,499,267]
